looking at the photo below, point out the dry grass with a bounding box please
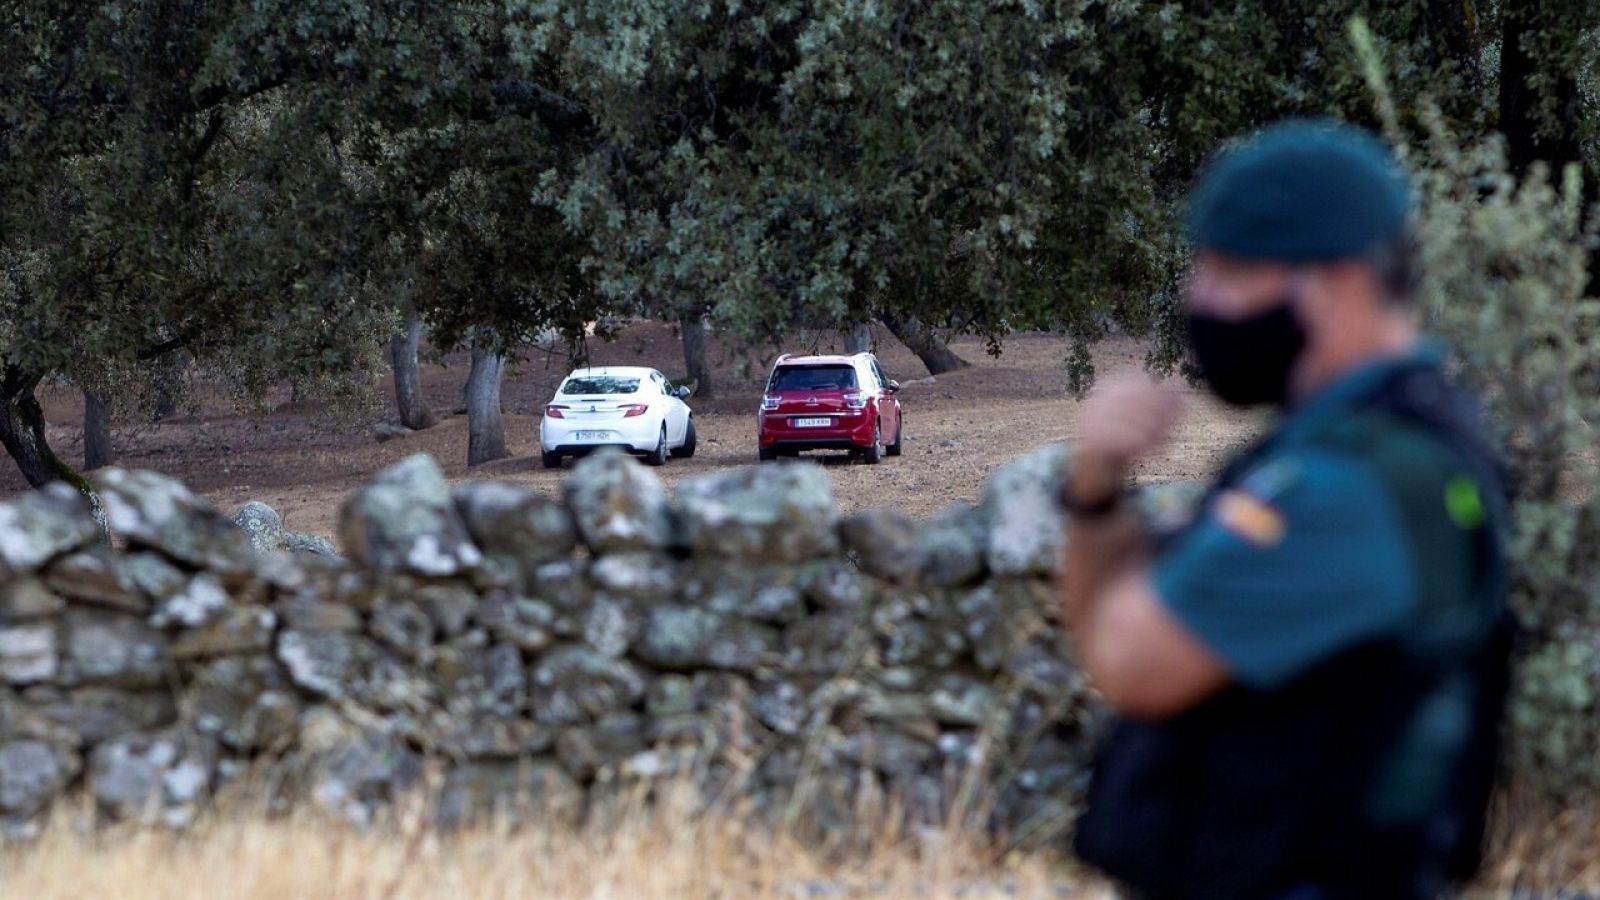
[6,788,1598,898]
[1477,789,1600,896]
[0,793,1088,900]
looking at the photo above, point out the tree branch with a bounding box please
[136,320,206,361]
[486,79,595,135]
[188,108,226,166]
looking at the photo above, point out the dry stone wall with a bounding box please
[0,447,1187,842]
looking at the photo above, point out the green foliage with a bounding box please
[525,0,1594,390]
[1353,16,1600,799]
[1417,141,1600,796]
[1,0,1595,477]
[341,5,604,361]
[0,3,434,422]
[533,1,1179,363]
[0,1,607,440]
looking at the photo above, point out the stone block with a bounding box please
[61,610,168,687]
[676,464,838,561]
[0,739,80,815]
[338,455,482,577]
[0,624,57,684]
[562,450,674,554]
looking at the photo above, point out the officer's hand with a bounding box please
[1069,373,1185,503]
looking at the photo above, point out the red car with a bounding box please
[757,352,903,463]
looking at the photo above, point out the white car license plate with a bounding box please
[794,417,832,428]
[575,431,610,440]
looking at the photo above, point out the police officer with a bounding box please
[1059,121,1511,899]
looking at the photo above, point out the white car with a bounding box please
[540,366,696,468]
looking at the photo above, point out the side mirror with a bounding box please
[886,380,900,393]
[675,385,692,399]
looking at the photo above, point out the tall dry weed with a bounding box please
[0,785,1088,900]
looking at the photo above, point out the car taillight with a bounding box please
[545,405,567,419]
[761,395,780,411]
[621,404,648,418]
[843,392,867,410]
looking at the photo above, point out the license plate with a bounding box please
[575,431,610,440]
[794,417,832,428]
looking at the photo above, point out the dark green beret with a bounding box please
[1186,120,1412,262]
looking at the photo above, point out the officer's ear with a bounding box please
[1364,232,1418,306]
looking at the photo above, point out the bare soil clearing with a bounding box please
[5,323,1261,540]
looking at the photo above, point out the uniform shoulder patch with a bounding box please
[1212,456,1301,548]
[1213,490,1287,548]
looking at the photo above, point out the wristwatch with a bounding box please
[1059,459,1125,519]
[1059,480,1123,519]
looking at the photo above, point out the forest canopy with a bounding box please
[0,1,1594,482]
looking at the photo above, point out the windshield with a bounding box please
[769,365,857,392]
[561,376,641,395]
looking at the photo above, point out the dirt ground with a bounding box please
[4,322,1263,541]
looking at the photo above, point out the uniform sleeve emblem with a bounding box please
[1213,489,1287,548]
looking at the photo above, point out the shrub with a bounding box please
[1353,19,1600,799]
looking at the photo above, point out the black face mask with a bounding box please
[1185,302,1307,407]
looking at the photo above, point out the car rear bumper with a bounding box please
[758,411,875,449]
[764,438,866,453]
[541,417,658,454]
[545,444,651,458]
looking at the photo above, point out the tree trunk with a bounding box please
[150,354,185,421]
[390,305,438,430]
[1499,0,1595,291]
[84,389,112,471]
[843,323,872,354]
[0,365,88,491]
[1498,1,1584,180]
[880,313,970,375]
[680,312,713,399]
[1425,0,1483,93]
[466,341,508,467]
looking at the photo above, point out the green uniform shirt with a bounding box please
[1154,345,1495,690]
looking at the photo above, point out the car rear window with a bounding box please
[561,376,640,395]
[769,365,858,392]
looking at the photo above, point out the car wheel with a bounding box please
[645,425,669,466]
[758,447,778,462]
[885,415,903,457]
[541,450,563,469]
[671,417,697,459]
[858,422,882,464]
